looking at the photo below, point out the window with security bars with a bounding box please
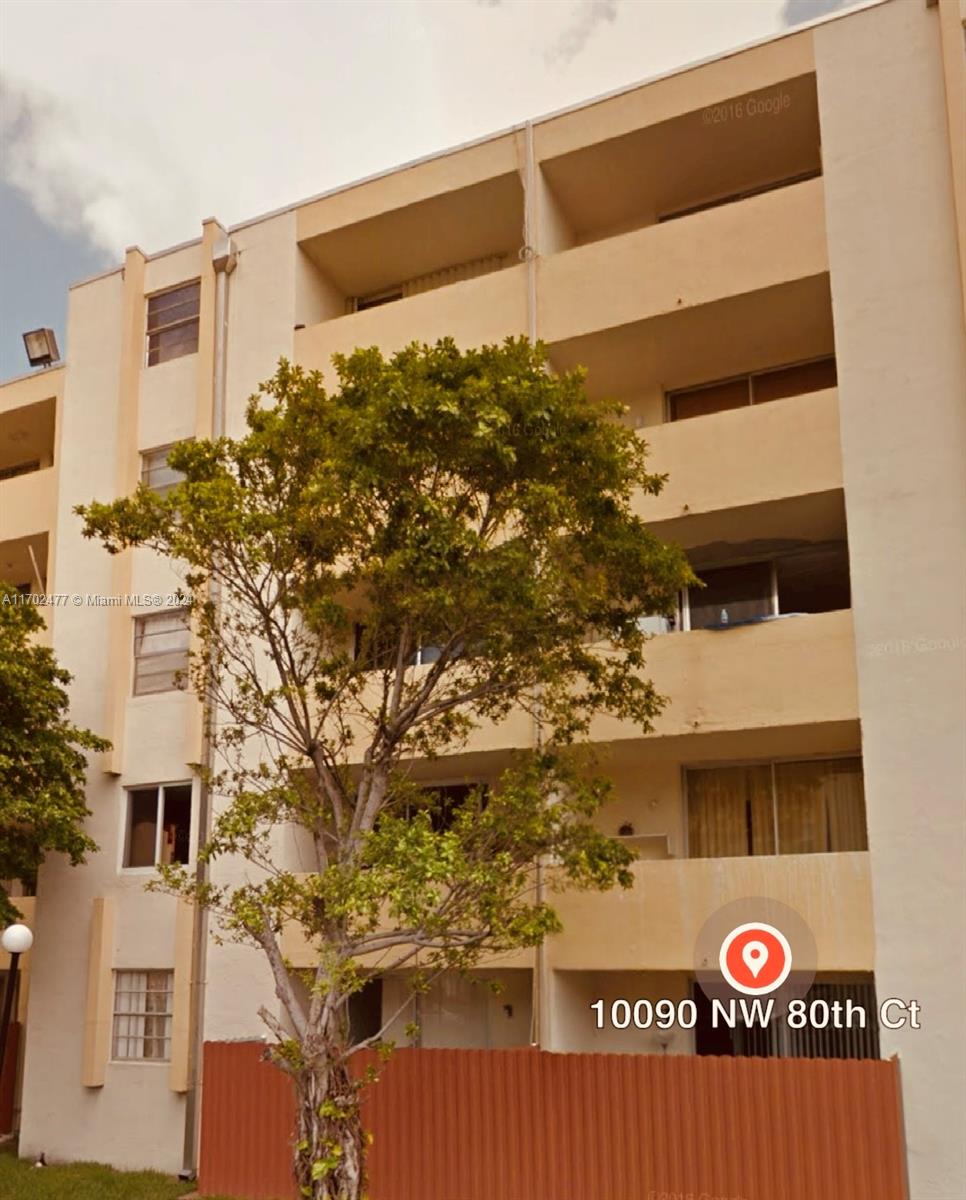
[112,970,173,1061]
[694,976,880,1060]
[133,609,190,695]
[140,443,187,497]
[737,979,881,1060]
[146,280,200,366]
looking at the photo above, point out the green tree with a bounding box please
[79,338,693,1200]
[0,586,108,923]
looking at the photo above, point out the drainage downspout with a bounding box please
[181,235,236,1179]
[523,119,538,346]
[522,119,549,1051]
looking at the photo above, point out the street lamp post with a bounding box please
[0,924,33,1083]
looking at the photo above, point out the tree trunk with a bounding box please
[292,1051,365,1200]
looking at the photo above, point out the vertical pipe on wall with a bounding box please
[181,236,236,1179]
[521,118,549,1047]
[523,119,538,345]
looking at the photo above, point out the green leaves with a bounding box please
[0,586,109,922]
[76,335,690,1051]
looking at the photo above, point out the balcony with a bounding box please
[295,262,528,379]
[638,388,842,523]
[538,71,822,247]
[294,157,527,361]
[0,466,57,546]
[592,608,858,744]
[549,272,835,427]
[328,607,857,771]
[0,532,51,644]
[538,176,827,347]
[283,849,873,977]
[547,850,873,972]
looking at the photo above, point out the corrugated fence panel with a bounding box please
[199,1043,908,1200]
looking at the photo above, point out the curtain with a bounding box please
[774,757,867,853]
[687,765,774,858]
[822,758,867,851]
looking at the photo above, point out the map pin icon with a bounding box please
[741,940,769,979]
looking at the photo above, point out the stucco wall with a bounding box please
[17,272,189,1173]
[815,3,966,1195]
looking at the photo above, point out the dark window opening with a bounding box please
[161,785,192,865]
[669,355,836,422]
[353,623,450,670]
[0,460,42,482]
[348,978,384,1044]
[126,788,160,867]
[775,543,850,614]
[658,169,823,225]
[688,561,773,630]
[354,289,404,312]
[694,976,880,1059]
[406,783,488,834]
[687,542,850,630]
[352,622,398,670]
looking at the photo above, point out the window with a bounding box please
[668,356,837,422]
[140,443,187,497]
[146,280,200,366]
[774,543,851,614]
[352,624,447,669]
[133,609,190,695]
[353,288,404,312]
[684,543,850,630]
[408,643,442,666]
[112,970,173,1061]
[694,975,879,1059]
[349,255,507,314]
[415,783,485,833]
[0,460,41,482]
[348,979,384,1044]
[658,169,823,225]
[387,783,488,834]
[352,622,397,670]
[124,783,192,867]
[686,757,867,859]
[687,561,774,630]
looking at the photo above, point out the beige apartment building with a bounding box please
[1,0,964,1194]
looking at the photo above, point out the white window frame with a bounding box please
[111,969,174,1063]
[410,643,443,667]
[133,608,190,696]
[140,441,188,497]
[120,781,194,873]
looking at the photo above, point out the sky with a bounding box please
[0,0,853,380]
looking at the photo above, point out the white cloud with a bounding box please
[546,1,619,65]
[0,0,789,262]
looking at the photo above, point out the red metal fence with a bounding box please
[199,1041,908,1200]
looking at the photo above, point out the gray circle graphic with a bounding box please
[694,895,817,1018]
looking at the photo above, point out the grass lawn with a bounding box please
[0,1147,237,1200]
